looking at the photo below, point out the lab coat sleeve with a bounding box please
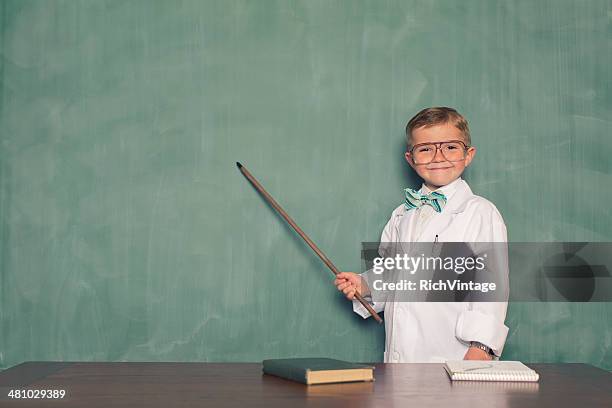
[352,207,400,319]
[352,279,386,318]
[455,203,510,356]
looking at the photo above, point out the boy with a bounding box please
[334,107,509,362]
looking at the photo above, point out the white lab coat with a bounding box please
[353,178,509,363]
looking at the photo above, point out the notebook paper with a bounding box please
[444,361,540,382]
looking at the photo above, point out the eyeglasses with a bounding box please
[408,140,469,165]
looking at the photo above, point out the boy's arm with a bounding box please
[352,207,401,319]
[455,207,510,357]
[351,276,384,318]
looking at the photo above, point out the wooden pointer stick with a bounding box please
[237,162,383,324]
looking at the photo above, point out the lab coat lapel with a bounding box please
[394,206,417,241]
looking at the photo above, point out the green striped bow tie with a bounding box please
[404,188,447,213]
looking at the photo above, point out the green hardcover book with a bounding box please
[262,358,374,385]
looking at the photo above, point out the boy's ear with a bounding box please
[404,152,416,169]
[464,146,477,167]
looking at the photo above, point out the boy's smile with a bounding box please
[405,123,476,191]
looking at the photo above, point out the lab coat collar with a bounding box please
[435,177,473,215]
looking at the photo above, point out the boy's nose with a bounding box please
[431,147,446,163]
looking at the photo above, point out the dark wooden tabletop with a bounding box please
[0,362,611,407]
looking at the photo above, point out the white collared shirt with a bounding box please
[412,177,464,240]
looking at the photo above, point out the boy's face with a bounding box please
[404,123,476,190]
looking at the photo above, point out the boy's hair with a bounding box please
[405,107,471,147]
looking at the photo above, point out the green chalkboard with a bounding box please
[1,0,611,370]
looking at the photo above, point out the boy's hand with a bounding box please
[463,347,493,360]
[334,272,367,300]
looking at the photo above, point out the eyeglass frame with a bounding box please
[407,139,471,165]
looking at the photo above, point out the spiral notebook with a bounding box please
[444,361,540,382]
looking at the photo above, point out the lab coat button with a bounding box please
[392,351,400,361]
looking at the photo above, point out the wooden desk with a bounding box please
[0,362,610,407]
